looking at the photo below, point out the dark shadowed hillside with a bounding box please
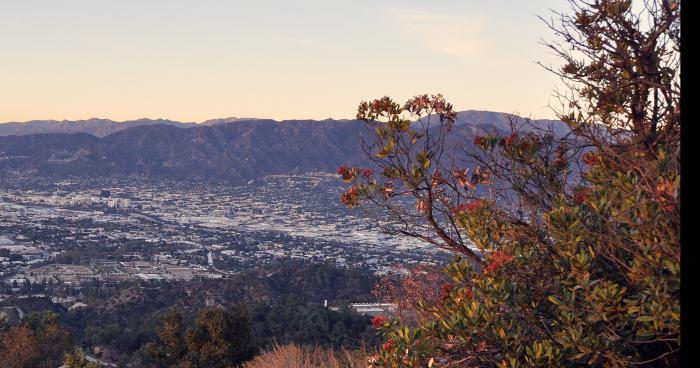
[0,112,562,181]
[0,120,373,181]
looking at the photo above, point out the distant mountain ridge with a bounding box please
[0,111,568,181]
[452,111,569,137]
[0,118,196,137]
[0,111,566,137]
[201,117,266,126]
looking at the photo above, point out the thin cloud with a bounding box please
[384,9,488,58]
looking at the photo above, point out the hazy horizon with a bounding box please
[1,1,564,123]
[0,108,561,125]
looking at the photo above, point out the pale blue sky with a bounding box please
[0,1,565,122]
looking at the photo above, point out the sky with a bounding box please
[0,0,566,123]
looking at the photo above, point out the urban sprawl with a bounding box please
[0,172,447,294]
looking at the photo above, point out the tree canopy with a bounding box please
[340,1,680,366]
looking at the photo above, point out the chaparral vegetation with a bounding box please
[339,0,680,366]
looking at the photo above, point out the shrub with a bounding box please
[243,343,369,368]
[339,1,680,366]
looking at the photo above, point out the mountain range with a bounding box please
[0,111,567,182]
[0,118,195,138]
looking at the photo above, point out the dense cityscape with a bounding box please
[0,172,446,295]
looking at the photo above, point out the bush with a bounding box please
[144,305,258,368]
[243,343,369,368]
[340,1,680,366]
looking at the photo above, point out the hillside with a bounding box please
[0,261,380,362]
[0,112,565,181]
[0,119,372,181]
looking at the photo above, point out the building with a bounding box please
[348,303,397,317]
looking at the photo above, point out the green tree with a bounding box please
[143,309,188,367]
[185,305,257,367]
[339,1,679,366]
[63,349,100,368]
[145,305,258,368]
[0,325,40,368]
[0,312,74,368]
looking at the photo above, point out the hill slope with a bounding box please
[0,119,373,181]
[0,112,565,181]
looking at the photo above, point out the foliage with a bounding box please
[0,262,377,365]
[144,305,258,368]
[0,325,40,368]
[63,348,101,368]
[250,296,376,349]
[340,1,680,366]
[243,343,369,368]
[142,297,375,367]
[0,311,74,368]
[372,264,448,326]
